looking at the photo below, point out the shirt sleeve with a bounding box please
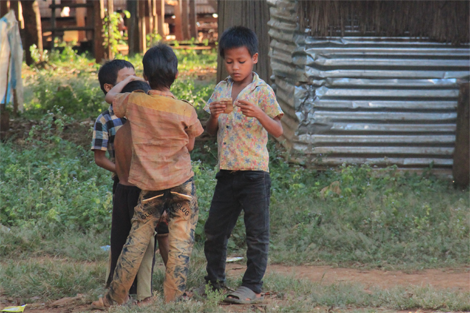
[186,107,205,138]
[112,93,132,118]
[258,85,284,119]
[91,115,109,151]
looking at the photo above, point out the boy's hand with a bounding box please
[236,100,263,119]
[209,101,227,118]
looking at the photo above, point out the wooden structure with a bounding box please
[268,0,470,172]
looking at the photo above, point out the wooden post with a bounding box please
[127,0,138,55]
[189,0,197,39]
[453,83,470,188]
[139,0,146,52]
[85,0,94,41]
[145,0,153,38]
[151,0,158,37]
[156,0,164,38]
[93,0,105,63]
[21,0,43,65]
[174,0,183,41]
[217,0,272,83]
[107,0,114,59]
[181,0,189,40]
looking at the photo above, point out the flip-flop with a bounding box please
[223,286,264,304]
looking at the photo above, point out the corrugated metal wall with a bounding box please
[268,0,470,169]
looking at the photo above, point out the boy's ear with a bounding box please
[104,83,113,93]
[143,74,148,81]
[175,71,178,80]
[252,53,259,64]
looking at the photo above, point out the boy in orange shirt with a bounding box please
[92,44,204,309]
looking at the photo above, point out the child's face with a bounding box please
[103,67,136,93]
[223,46,258,84]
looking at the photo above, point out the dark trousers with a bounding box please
[204,170,271,294]
[108,184,155,295]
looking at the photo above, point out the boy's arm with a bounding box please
[104,75,145,104]
[93,150,116,173]
[237,100,284,138]
[187,136,195,152]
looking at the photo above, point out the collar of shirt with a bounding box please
[108,104,116,116]
[148,89,176,99]
[222,72,266,93]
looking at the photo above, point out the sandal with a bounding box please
[223,286,264,304]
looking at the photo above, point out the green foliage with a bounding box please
[0,109,112,233]
[103,10,130,55]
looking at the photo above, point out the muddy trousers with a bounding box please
[106,184,156,301]
[106,178,199,304]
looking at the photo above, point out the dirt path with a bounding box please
[2,264,468,312]
[227,264,470,291]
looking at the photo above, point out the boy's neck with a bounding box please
[151,86,171,92]
[232,72,254,88]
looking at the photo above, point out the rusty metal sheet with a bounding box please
[268,0,470,169]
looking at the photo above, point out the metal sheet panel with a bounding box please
[268,0,470,169]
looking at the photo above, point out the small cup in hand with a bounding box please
[220,98,233,114]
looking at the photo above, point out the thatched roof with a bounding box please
[297,0,469,44]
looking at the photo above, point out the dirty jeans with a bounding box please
[106,178,198,304]
[204,170,271,294]
[106,184,156,301]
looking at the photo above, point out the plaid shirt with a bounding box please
[91,105,127,164]
[113,90,204,191]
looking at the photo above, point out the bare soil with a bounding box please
[2,263,467,313]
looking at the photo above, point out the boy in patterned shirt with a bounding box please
[202,26,284,304]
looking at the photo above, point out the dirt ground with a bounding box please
[2,263,468,313]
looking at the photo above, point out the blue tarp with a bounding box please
[0,11,23,109]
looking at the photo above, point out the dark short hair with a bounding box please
[98,60,134,94]
[142,43,178,89]
[121,81,151,94]
[219,26,258,59]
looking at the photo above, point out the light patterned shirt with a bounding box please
[113,90,204,191]
[204,73,283,172]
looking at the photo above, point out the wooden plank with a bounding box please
[85,0,94,41]
[76,0,86,42]
[93,0,104,62]
[453,83,470,187]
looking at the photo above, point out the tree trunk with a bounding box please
[216,0,271,84]
[21,0,43,65]
[181,0,189,40]
[189,0,197,39]
[453,83,470,188]
[93,0,104,62]
[127,0,139,55]
[0,1,10,17]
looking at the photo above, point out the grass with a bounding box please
[1,46,469,311]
